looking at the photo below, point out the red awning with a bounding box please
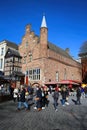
[61,80,82,84]
[58,80,81,85]
[45,80,81,85]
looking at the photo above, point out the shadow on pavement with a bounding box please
[72,99,77,105]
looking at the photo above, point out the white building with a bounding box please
[0,40,18,73]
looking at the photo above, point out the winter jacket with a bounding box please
[76,88,81,97]
[18,89,26,102]
[61,90,67,99]
[53,91,59,99]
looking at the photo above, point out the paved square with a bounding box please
[0,94,87,130]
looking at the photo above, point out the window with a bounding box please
[1,48,4,55]
[17,67,21,72]
[5,60,9,63]
[29,51,32,62]
[14,67,18,72]
[0,59,3,69]
[28,69,32,80]
[25,41,28,47]
[18,58,21,63]
[64,68,67,80]
[72,74,73,80]
[56,71,59,81]
[23,58,26,64]
[28,68,40,80]
[26,70,28,76]
[15,57,18,62]
[29,54,32,62]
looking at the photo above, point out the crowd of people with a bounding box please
[8,83,87,112]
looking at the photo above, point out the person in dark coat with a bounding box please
[61,87,67,106]
[65,88,69,105]
[76,86,81,105]
[17,86,29,111]
[35,86,42,111]
[84,86,87,98]
[41,87,49,109]
[9,85,14,100]
[53,87,59,111]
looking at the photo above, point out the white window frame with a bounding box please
[28,68,40,81]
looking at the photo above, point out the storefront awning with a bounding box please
[45,80,81,86]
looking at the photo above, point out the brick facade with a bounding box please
[81,57,87,83]
[19,18,82,85]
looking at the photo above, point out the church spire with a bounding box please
[40,14,48,58]
[41,14,47,28]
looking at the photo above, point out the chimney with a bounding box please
[25,24,31,34]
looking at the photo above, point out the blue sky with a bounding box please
[0,0,87,59]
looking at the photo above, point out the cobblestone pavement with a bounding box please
[0,94,87,130]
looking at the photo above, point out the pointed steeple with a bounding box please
[40,14,48,58]
[41,15,47,28]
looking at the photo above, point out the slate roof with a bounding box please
[48,42,73,59]
[37,37,73,59]
[0,40,18,50]
[5,48,22,58]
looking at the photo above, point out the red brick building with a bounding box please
[81,56,87,83]
[78,41,87,83]
[19,15,82,85]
